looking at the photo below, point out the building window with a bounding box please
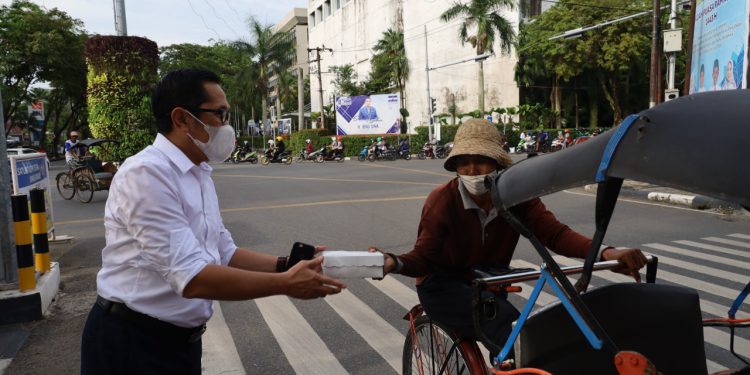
[325,1,331,17]
[309,13,315,27]
[336,0,341,10]
[316,7,322,23]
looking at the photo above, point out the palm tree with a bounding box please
[441,0,516,116]
[372,28,409,116]
[236,18,294,127]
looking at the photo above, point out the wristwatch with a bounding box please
[276,256,289,272]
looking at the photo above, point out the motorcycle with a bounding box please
[397,145,411,160]
[318,147,344,162]
[297,147,324,162]
[515,136,535,154]
[368,145,396,161]
[417,143,446,159]
[231,141,258,164]
[357,145,369,162]
[260,148,293,165]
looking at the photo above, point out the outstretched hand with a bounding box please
[284,257,346,299]
[368,246,396,278]
[601,247,648,283]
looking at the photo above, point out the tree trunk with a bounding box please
[550,76,562,128]
[597,72,623,125]
[478,60,485,117]
[587,89,599,129]
[261,95,268,130]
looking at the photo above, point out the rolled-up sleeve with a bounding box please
[217,224,237,266]
[115,163,210,295]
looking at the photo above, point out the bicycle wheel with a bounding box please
[403,316,479,375]
[56,172,76,200]
[76,174,96,203]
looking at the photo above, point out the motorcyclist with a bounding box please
[333,135,344,158]
[267,139,276,159]
[428,136,439,158]
[305,139,314,156]
[398,137,410,156]
[274,136,285,161]
[375,137,386,158]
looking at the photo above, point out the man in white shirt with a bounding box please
[81,69,346,374]
[64,131,81,167]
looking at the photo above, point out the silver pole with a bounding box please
[297,67,304,131]
[667,0,677,90]
[424,25,433,141]
[0,88,18,283]
[113,0,128,36]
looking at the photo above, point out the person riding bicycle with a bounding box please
[370,119,647,360]
[274,136,285,161]
[65,131,85,167]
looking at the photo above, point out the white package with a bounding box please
[321,251,384,279]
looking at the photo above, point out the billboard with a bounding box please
[27,100,45,147]
[689,0,749,93]
[335,94,401,135]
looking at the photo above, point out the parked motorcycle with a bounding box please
[417,143,446,159]
[231,141,258,164]
[260,149,293,165]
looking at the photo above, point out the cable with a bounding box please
[540,0,648,13]
[185,0,223,41]
[223,0,245,25]
[202,0,241,38]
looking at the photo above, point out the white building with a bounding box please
[307,0,521,132]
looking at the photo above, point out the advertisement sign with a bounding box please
[335,94,401,135]
[276,118,292,135]
[27,100,45,147]
[689,0,749,93]
[9,153,54,235]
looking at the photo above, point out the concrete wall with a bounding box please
[307,0,519,132]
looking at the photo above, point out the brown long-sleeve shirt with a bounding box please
[397,178,593,282]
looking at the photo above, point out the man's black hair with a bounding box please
[713,59,719,70]
[151,68,221,134]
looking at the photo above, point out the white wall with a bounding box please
[307,0,519,131]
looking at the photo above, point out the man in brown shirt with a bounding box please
[372,119,647,358]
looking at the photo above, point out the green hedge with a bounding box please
[85,35,159,161]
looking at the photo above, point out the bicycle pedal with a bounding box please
[498,359,514,370]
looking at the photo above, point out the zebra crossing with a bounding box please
[205,233,750,374]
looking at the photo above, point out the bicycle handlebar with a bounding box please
[473,255,658,289]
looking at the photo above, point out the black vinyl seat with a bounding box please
[518,283,707,375]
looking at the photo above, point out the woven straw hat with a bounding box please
[444,118,513,171]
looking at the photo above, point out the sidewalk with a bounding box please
[583,180,745,212]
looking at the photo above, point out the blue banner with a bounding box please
[689,0,749,93]
[14,156,48,189]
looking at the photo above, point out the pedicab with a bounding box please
[403,90,750,375]
[55,138,119,203]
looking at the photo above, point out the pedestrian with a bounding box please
[369,118,646,360]
[80,69,346,375]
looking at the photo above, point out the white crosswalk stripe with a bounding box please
[210,234,750,374]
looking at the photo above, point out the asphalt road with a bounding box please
[5,157,750,374]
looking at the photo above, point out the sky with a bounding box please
[1,0,308,47]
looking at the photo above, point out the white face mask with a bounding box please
[184,110,236,163]
[458,170,499,196]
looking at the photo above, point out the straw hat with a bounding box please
[444,118,513,171]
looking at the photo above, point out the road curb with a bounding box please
[582,184,740,210]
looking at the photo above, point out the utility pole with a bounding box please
[666,0,678,91]
[424,25,433,141]
[297,67,304,131]
[0,88,17,284]
[308,46,332,129]
[649,0,661,108]
[113,0,128,36]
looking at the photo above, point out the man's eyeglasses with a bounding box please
[193,108,231,124]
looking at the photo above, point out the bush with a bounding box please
[85,35,159,161]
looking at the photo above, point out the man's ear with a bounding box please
[170,108,191,133]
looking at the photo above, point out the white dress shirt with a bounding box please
[97,134,237,328]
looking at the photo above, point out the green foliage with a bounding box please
[288,128,334,153]
[330,64,363,96]
[85,35,159,161]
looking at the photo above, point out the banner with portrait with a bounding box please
[689,0,749,93]
[334,94,401,135]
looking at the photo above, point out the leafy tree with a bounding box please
[369,28,409,109]
[330,64,363,96]
[441,0,516,116]
[235,18,294,126]
[0,0,86,134]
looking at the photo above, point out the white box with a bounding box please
[321,251,384,279]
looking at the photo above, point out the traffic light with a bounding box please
[430,97,437,113]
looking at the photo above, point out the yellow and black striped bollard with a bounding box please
[30,189,50,274]
[11,194,36,291]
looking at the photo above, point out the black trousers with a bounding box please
[81,301,202,375]
[417,273,519,358]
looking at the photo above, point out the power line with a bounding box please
[223,0,245,25]
[185,0,223,41]
[540,0,649,13]
[202,0,241,38]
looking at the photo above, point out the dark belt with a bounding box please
[96,295,206,343]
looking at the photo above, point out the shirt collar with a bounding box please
[153,133,210,174]
[457,178,481,211]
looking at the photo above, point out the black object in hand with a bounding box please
[288,242,315,269]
